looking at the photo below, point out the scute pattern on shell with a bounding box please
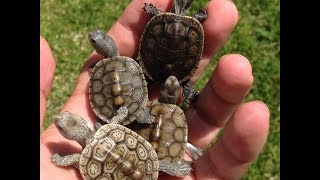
[138,12,204,83]
[89,56,148,125]
[79,123,159,180]
[137,100,188,163]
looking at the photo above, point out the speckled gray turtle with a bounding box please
[51,107,160,180]
[137,0,207,104]
[88,30,152,125]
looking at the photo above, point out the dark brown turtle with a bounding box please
[51,107,159,180]
[88,30,153,126]
[137,0,207,104]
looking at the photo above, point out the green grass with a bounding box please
[40,0,279,179]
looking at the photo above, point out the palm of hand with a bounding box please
[40,0,270,179]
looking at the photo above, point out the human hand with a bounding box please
[40,0,270,179]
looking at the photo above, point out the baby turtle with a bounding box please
[51,107,159,180]
[137,0,207,104]
[88,30,152,125]
[131,76,194,177]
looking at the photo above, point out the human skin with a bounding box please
[40,0,270,179]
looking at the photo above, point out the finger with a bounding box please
[191,0,239,83]
[40,36,56,126]
[193,101,270,179]
[186,54,253,148]
[40,36,83,179]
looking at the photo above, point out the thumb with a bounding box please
[40,36,56,127]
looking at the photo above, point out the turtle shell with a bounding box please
[79,123,159,180]
[138,12,204,83]
[89,56,148,125]
[136,100,188,164]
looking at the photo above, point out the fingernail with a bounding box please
[253,100,270,112]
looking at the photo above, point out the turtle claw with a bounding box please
[88,61,98,77]
[186,143,203,161]
[110,106,129,124]
[194,9,208,22]
[143,3,162,16]
[182,81,200,104]
[159,159,192,177]
[136,108,155,124]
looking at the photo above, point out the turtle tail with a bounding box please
[171,0,194,16]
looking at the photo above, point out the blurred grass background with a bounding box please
[40,0,279,179]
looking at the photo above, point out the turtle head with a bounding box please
[88,29,119,58]
[159,76,181,104]
[163,76,180,95]
[53,112,93,148]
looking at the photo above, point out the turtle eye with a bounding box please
[55,123,63,131]
[91,39,96,44]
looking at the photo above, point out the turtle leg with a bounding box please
[136,107,155,124]
[193,9,208,22]
[182,81,200,104]
[186,142,203,161]
[143,3,163,17]
[110,106,129,124]
[159,76,181,105]
[159,159,192,177]
[51,153,80,168]
[88,63,96,77]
